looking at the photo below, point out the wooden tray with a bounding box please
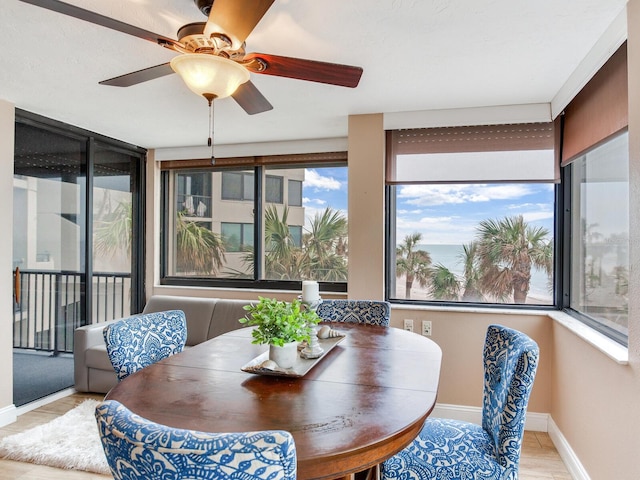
[241,335,345,377]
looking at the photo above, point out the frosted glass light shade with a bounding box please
[170,54,250,99]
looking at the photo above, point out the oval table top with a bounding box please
[105,322,442,480]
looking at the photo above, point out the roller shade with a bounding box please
[386,122,557,184]
[160,151,347,170]
[561,42,628,166]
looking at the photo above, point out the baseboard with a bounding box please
[0,403,17,428]
[548,416,591,480]
[431,403,549,432]
[15,387,77,416]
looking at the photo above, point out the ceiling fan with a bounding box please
[18,0,364,115]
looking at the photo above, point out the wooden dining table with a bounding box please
[105,322,442,480]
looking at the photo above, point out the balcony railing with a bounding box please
[13,270,131,354]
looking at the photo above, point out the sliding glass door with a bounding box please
[12,112,145,406]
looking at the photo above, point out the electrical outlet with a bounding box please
[421,320,432,336]
[403,319,414,332]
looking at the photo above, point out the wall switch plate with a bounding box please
[422,320,432,336]
[403,319,414,332]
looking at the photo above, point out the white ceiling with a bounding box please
[0,0,628,150]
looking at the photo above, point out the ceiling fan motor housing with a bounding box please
[194,0,214,16]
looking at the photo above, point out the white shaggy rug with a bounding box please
[0,399,110,475]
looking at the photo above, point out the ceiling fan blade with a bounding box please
[231,81,273,115]
[244,53,363,88]
[99,63,175,87]
[17,0,179,48]
[204,0,274,49]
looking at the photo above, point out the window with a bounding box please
[288,179,303,206]
[161,153,348,290]
[560,42,628,345]
[565,132,629,342]
[386,123,556,306]
[266,175,283,204]
[177,172,211,217]
[221,222,254,252]
[221,172,254,201]
[289,225,302,247]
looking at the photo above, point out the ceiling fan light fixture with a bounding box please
[170,53,249,99]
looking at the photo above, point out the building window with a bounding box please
[565,131,629,342]
[221,172,254,201]
[266,175,283,204]
[386,123,556,306]
[161,156,348,290]
[177,172,211,217]
[221,222,254,252]
[289,225,302,247]
[288,179,303,206]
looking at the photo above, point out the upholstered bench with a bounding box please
[74,295,254,393]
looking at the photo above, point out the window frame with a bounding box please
[159,156,348,294]
[384,123,559,310]
[384,182,560,311]
[559,134,629,347]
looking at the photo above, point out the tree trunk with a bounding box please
[512,268,531,303]
[405,275,414,299]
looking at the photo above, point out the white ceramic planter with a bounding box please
[269,341,298,369]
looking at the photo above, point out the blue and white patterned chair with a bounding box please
[315,300,390,327]
[103,310,187,381]
[95,400,297,480]
[381,324,539,480]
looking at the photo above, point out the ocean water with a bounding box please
[418,244,553,303]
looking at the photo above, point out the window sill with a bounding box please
[391,304,629,365]
[547,310,628,365]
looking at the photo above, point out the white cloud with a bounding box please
[395,215,477,245]
[305,169,341,190]
[303,197,326,206]
[522,211,554,223]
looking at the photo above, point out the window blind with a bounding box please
[160,151,347,170]
[386,122,557,184]
[561,42,628,166]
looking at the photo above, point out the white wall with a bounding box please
[0,100,16,426]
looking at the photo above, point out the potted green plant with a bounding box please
[239,296,320,368]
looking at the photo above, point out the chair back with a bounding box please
[315,300,390,327]
[95,400,297,480]
[103,310,187,380]
[482,324,539,472]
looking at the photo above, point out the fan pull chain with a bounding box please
[203,93,217,165]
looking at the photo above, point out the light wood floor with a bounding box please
[0,393,573,479]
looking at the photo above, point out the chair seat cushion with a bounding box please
[382,418,507,480]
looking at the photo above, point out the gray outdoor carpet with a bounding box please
[13,352,74,407]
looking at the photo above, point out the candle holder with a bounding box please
[300,297,324,359]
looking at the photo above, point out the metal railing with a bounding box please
[13,270,131,354]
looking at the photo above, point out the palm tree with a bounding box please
[459,242,485,302]
[94,198,132,260]
[237,206,349,281]
[176,212,226,275]
[396,233,432,299]
[303,208,348,281]
[428,264,460,300]
[475,215,552,303]
[264,205,302,279]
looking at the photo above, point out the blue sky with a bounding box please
[301,167,348,227]
[301,167,555,246]
[395,183,555,245]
